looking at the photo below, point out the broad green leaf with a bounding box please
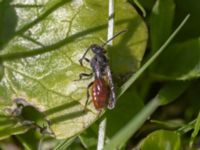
[150,0,175,52]
[158,81,190,105]
[182,82,200,116]
[108,1,147,74]
[0,0,17,50]
[0,60,3,80]
[139,130,181,150]
[175,0,200,41]
[106,86,143,137]
[152,38,200,80]
[0,0,147,139]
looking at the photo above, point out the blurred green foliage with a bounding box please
[0,0,200,149]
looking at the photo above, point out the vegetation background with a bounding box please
[0,0,199,149]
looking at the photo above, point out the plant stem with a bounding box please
[97,118,107,150]
[97,0,114,149]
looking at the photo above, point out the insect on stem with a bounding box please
[77,29,127,111]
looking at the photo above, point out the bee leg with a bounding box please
[79,45,92,66]
[84,57,90,63]
[84,81,94,110]
[74,73,93,81]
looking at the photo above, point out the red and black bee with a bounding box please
[78,30,127,110]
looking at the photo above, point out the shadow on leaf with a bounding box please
[0,0,17,50]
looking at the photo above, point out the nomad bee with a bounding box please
[77,30,127,110]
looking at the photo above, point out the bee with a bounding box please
[77,30,127,110]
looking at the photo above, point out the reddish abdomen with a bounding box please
[92,79,109,110]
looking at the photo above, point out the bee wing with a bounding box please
[105,66,116,109]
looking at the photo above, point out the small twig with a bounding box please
[97,0,114,150]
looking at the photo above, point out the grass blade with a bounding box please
[104,96,160,150]
[118,14,190,98]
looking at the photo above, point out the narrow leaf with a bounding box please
[189,112,200,147]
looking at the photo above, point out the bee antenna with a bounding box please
[101,29,128,47]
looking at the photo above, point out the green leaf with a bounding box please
[0,60,4,80]
[128,0,146,17]
[106,86,143,137]
[189,112,200,147]
[151,119,184,129]
[158,81,190,105]
[0,0,147,139]
[177,119,196,134]
[118,14,190,98]
[0,112,27,140]
[150,0,175,52]
[16,129,42,150]
[175,0,200,41]
[152,38,200,80]
[104,77,189,149]
[108,1,148,74]
[137,0,155,11]
[53,136,77,150]
[104,96,160,150]
[104,16,190,149]
[183,82,200,116]
[139,130,181,150]
[18,104,49,130]
[0,0,17,50]
[79,128,97,150]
